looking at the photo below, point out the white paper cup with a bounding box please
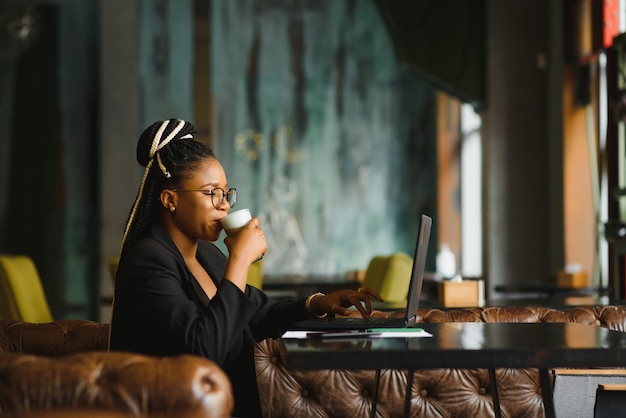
[220,209,252,236]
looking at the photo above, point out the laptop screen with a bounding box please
[405,214,432,325]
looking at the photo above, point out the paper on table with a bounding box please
[282,328,432,339]
[367,328,433,338]
[282,331,313,339]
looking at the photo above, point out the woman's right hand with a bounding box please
[224,217,267,263]
[222,218,267,290]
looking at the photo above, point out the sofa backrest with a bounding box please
[414,305,626,331]
[0,319,109,356]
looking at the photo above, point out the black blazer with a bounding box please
[110,225,307,418]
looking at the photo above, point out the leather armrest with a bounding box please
[0,351,233,418]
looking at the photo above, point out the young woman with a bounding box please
[109,119,382,417]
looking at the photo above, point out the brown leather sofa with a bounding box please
[3,306,626,418]
[255,305,626,418]
[0,320,233,418]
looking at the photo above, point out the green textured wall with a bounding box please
[209,0,437,276]
[0,0,438,321]
[139,0,194,124]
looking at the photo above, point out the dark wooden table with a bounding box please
[282,322,626,418]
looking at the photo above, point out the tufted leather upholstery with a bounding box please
[0,320,233,418]
[0,319,109,355]
[4,306,626,418]
[255,305,626,418]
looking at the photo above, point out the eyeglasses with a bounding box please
[173,187,238,209]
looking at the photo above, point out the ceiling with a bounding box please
[373,0,486,109]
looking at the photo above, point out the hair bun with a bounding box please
[136,119,196,167]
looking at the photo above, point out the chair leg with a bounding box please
[489,368,502,418]
[371,369,381,418]
[539,368,556,418]
[404,369,414,417]
[594,384,626,418]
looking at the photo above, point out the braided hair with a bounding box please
[120,119,216,259]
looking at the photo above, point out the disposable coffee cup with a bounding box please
[220,208,252,236]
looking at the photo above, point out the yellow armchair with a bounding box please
[247,260,263,290]
[0,254,53,323]
[361,252,413,303]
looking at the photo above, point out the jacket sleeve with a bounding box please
[111,238,259,366]
[244,284,309,341]
[199,240,310,341]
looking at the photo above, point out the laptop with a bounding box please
[293,213,432,330]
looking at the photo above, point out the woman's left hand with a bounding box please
[309,288,384,318]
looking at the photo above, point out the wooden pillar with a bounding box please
[99,0,141,321]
